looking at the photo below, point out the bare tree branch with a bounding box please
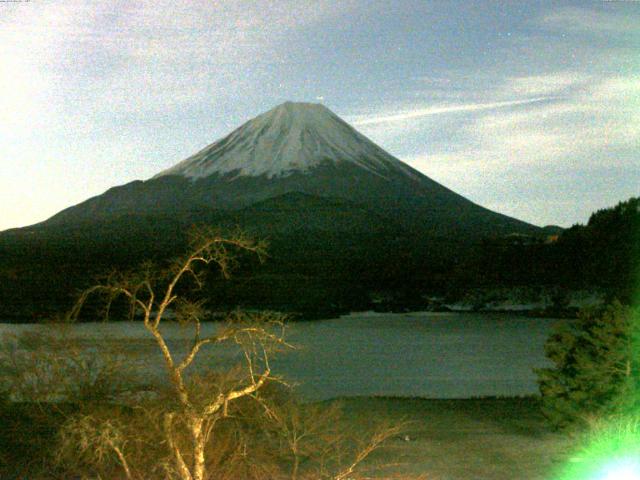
[50,228,402,480]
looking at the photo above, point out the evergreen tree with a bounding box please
[536,302,640,429]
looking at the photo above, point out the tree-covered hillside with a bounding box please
[553,197,639,299]
[0,197,637,321]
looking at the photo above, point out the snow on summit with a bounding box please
[154,102,415,180]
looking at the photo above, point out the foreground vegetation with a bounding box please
[8,392,640,479]
[533,302,640,479]
[0,201,637,477]
[0,395,575,479]
[0,230,404,479]
[537,302,640,429]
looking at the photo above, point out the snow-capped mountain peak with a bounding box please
[154,101,414,180]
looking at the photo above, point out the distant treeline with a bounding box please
[0,197,637,321]
[455,197,639,303]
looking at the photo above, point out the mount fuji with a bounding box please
[1,101,547,319]
[155,101,416,180]
[41,101,538,237]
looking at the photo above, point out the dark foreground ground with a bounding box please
[1,396,573,479]
[335,396,573,480]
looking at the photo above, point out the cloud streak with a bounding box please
[537,6,640,36]
[400,72,640,226]
[351,97,555,126]
[0,0,357,230]
[1,2,638,231]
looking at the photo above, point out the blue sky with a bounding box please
[1,0,638,230]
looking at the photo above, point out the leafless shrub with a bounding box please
[0,326,134,405]
[4,228,407,479]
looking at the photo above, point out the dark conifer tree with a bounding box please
[536,302,640,428]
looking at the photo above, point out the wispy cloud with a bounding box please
[496,73,591,97]
[0,0,357,230]
[537,6,640,36]
[0,0,357,131]
[1,1,638,231]
[350,97,554,126]
[401,72,640,226]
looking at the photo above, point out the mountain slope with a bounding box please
[154,101,418,180]
[0,101,550,319]
[41,101,539,238]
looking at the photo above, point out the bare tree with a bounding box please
[36,228,409,480]
[66,228,291,480]
[260,398,406,480]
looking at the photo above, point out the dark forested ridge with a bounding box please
[0,193,461,321]
[453,197,639,303]
[0,196,637,321]
[551,197,639,299]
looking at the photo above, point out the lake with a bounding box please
[0,311,562,401]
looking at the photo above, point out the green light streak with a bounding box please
[543,162,639,480]
[553,304,640,479]
[553,415,640,480]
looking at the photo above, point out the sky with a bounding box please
[1,0,639,231]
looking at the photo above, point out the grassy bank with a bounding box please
[1,396,573,479]
[331,396,573,479]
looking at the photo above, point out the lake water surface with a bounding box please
[0,311,562,400]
